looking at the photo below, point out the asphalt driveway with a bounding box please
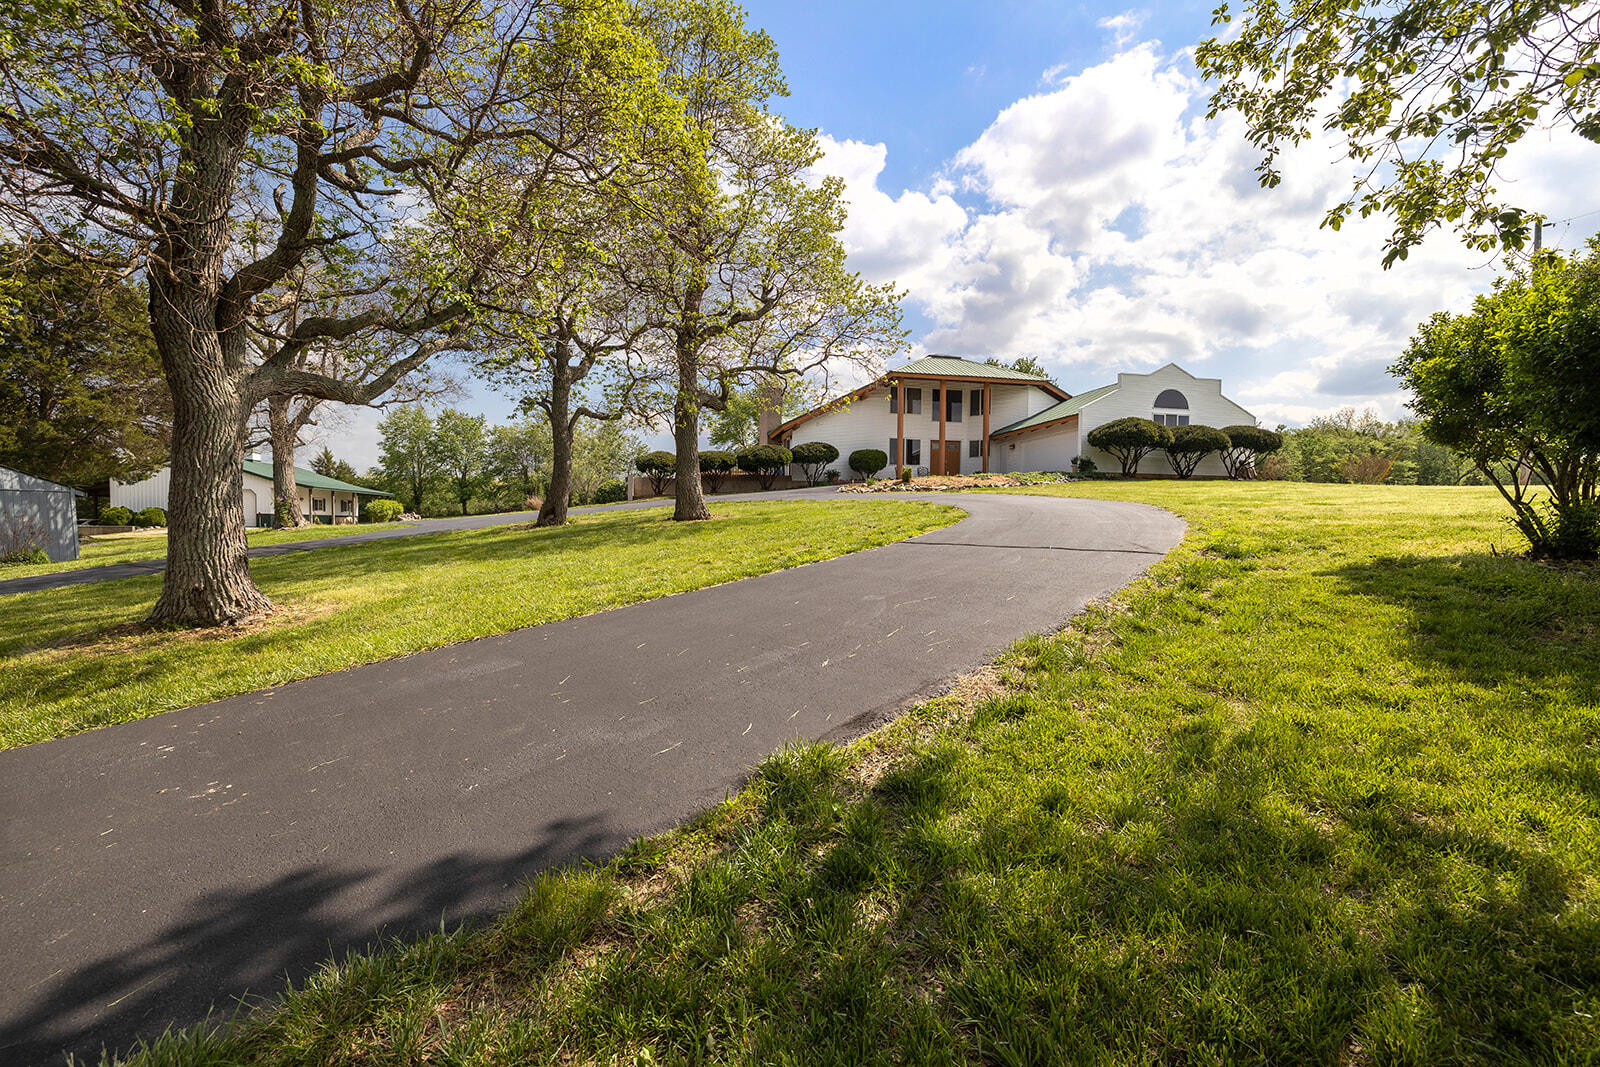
[0,491,1184,1063]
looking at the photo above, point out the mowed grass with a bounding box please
[112,482,1600,1066]
[0,500,958,749]
[0,520,418,579]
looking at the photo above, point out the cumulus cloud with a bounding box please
[810,42,1598,427]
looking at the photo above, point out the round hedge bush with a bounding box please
[791,441,840,485]
[362,498,404,523]
[97,506,134,526]
[133,506,167,528]
[735,444,793,490]
[848,448,888,480]
[635,450,676,495]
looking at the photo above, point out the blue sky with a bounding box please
[332,1,1599,467]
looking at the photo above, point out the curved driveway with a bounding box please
[0,492,1183,1064]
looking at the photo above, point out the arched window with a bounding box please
[1154,389,1188,409]
[1153,389,1189,427]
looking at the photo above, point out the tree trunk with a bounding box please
[148,295,271,626]
[267,395,305,527]
[672,355,710,521]
[538,371,575,526]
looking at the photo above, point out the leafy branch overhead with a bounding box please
[1197,0,1600,266]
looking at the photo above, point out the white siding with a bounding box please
[782,381,1057,477]
[1078,364,1258,478]
[110,467,173,511]
[994,420,1079,473]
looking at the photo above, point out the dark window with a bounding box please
[969,389,983,416]
[1154,413,1191,427]
[947,389,962,422]
[905,438,921,465]
[906,387,922,415]
[889,437,900,465]
[969,439,982,458]
[930,388,940,420]
[889,388,897,413]
[312,496,327,512]
[1154,389,1188,409]
[1180,414,1190,426]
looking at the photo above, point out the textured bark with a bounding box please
[537,371,574,527]
[148,292,271,626]
[267,396,306,527]
[672,345,710,521]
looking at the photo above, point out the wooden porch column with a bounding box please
[938,380,947,474]
[896,380,905,472]
[982,383,991,473]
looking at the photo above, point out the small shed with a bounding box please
[0,464,84,562]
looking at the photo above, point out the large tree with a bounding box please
[0,251,168,489]
[0,0,639,625]
[628,0,904,522]
[1197,1,1600,266]
[1392,241,1600,557]
[430,408,489,515]
[377,406,437,512]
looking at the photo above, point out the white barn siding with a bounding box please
[110,467,173,512]
[1078,365,1258,478]
[784,387,900,477]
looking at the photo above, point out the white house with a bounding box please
[768,356,1258,478]
[113,457,393,526]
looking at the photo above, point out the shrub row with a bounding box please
[1084,419,1285,478]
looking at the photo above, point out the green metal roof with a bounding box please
[990,383,1120,437]
[889,355,1057,384]
[241,459,393,497]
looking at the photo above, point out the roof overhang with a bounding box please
[768,371,1070,442]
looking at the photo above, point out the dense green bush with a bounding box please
[592,479,627,504]
[97,506,134,526]
[1072,455,1098,474]
[1,546,48,566]
[699,449,736,493]
[635,451,676,496]
[790,441,839,485]
[133,506,167,527]
[361,498,404,523]
[848,448,887,480]
[735,444,793,490]
[1164,425,1231,479]
[1086,418,1172,476]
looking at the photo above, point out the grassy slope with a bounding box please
[115,482,1600,1067]
[0,501,957,749]
[0,521,420,578]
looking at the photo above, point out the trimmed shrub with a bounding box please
[361,498,404,523]
[790,441,840,486]
[1164,425,1231,479]
[699,449,736,494]
[735,444,793,491]
[133,506,167,527]
[635,451,675,496]
[1220,424,1286,479]
[899,466,913,483]
[592,479,627,505]
[97,506,134,526]
[1072,455,1098,474]
[1086,417,1172,476]
[848,448,888,480]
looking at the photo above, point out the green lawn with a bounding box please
[111,482,1600,1066]
[0,521,417,579]
[0,501,958,749]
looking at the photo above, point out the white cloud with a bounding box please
[810,43,1599,427]
[1096,10,1147,50]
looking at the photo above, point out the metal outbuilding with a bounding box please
[0,464,83,562]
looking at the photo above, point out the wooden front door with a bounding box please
[931,441,960,476]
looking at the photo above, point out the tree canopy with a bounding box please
[1197,1,1600,266]
[1391,239,1600,556]
[0,251,168,486]
[1087,417,1173,477]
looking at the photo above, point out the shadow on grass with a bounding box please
[0,811,617,1066]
